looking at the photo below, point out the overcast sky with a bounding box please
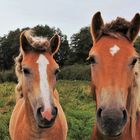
[0,0,139,39]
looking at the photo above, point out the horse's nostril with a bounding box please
[40,107,44,112]
[37,107,43,120]
[97,108,103,118]
[122,109,127,122]
[52,107,58,116]
[37,106,58,121]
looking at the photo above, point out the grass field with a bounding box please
[0,80,96,140]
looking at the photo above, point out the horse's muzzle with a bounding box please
[96,107,127,137]
[36,106,58,128]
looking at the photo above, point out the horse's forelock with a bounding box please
[96,17,131,41]
[29,36,50,51]
[23,30,50,52]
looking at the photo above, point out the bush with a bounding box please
[0,69,17,83]
[58,64,90,81]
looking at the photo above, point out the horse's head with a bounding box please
[18,30,61,128]
[89,12,140,137]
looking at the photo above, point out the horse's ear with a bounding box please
[127,13,140,42]
[90,11,104,42]
[20,30,33,53]
[49,33,61,55]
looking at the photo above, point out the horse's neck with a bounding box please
[135,112,140,139]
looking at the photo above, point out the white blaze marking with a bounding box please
[110,45,120,56]
[36,54,51,110]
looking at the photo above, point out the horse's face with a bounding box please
[89,36,136,136]
[20,31,60,128]
[89,12,140,137]
[22,52,59,128]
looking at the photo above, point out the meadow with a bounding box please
[0,80,96,140]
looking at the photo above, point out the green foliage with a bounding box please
[0,83,15,140]
[0,81,96,140]
[0,68,17,83]
[69,27,92,64]
[58,64,90,81]
[57,81,95,140]
[0,29,20,70]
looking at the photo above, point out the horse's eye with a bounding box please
[88,57,97,64]
[22,68,31,75]
[54,68,60,75]
[130,58,137,66]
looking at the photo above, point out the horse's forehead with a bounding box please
[23,53,52,66]
[90,37,135,58]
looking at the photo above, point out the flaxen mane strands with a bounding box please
[15,53,23,100]
[22,30,50,52]
[130,59,140,139]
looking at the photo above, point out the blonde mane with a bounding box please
[129,58,140,139]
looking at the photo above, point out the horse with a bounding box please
[9,30,68,140]
[88,12,140,140]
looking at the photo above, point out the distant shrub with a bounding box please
[58,64,90,81]
[0,69,17,83]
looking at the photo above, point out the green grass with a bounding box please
[0,83,15,140]
[0,81,96,140]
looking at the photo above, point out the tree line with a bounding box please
[0,24,140,70]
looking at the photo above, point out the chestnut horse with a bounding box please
[88,12,140,140]
[9,30,68,140]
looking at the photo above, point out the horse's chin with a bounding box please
[97,124,123,138]
[102,131,122,138]
[37,120,55,128]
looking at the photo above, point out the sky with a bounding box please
[0,0,139,39]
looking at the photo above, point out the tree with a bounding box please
[0,29,20,70]
[69,27,92,64]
